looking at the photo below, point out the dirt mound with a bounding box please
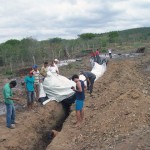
[47,55,150,150]
[0,102,66,150]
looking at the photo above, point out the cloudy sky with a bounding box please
[0,0,150,43]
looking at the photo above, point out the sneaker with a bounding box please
[7,125,15,129]
[13,121,18,124]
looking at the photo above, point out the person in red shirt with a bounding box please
[95,49,101,64]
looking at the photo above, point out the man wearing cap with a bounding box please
[54,59,59,74]
[24,71,35,110]
[32,65,40,101]
[3,80,19,129]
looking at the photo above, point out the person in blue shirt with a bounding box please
[24,71,35,110]
[72,74,86,127]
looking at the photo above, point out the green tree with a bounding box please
[108,31,119,43]
[78,33,96,40]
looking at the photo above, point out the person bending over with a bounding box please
[80,71,96,95]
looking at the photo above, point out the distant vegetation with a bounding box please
[0,27,150,73]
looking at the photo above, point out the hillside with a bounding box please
[0,27,150,75]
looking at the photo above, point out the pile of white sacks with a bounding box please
[39,62,106,105]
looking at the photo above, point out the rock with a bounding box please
[142,90,148,94]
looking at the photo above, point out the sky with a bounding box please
[0,0,150,43]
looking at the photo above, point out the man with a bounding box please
[95,49,101,64]
[24,71,35,110]
[54,59,59,74]
[40,61,49,78]
[32,65,40,100]
[108,48,112,59]
[3,80,19,129]
[80,71,96,95]
[72,74,86,127]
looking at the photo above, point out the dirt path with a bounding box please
[47,55,150,150]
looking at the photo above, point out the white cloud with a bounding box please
[0,0,150,43]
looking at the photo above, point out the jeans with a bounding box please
[87,76,96,94]
[5,103,15,128]
[27,91,34,104]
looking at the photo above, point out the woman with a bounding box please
[48,61,59,74]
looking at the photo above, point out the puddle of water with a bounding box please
[58,59,76,67]
[0,103,6,115]
[0,103,24,116]
[112,53,144,59]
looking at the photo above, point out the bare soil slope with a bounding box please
[47,55,150,150]
[0,102,66,150]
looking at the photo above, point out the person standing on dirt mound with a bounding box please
[54,59,59,74]
[95,49,101,64]
[108,48,112,59]
[32,65,40,101]
[80,71,96,96]
[72,74,86,127]
[24,71,35,110]
[40,61,49,79]
[3,80,19,129]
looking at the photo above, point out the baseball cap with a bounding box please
[33,64,37,69]
[54,59,59,62]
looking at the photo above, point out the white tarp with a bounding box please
[91,62,106,81]
[39,71,75,103]
[39,62,106,104]
[79,62,106,82]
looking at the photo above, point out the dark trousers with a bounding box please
[87,76,96,94]
[96,55,101,64]
[109,53,112,59]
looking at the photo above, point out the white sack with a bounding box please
[91,62,106,81]
[41,71,76,102]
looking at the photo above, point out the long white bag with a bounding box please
[91,62,106,81]
[39,71,75,103]
[79,62,106,82]
[39,62,106,104]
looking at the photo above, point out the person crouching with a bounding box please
[24,71,35,110]
[72,74,86,127]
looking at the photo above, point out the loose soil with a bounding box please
[0,53,149,150]
[47,54,150,150]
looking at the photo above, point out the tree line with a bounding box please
[0,27,150,73]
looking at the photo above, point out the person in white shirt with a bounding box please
[32,65,40,100]
[48,61,59,74]
[54,59,59,74]
[108,49,112,59]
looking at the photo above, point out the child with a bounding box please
[72,74,86,127]
[24,71,35,110]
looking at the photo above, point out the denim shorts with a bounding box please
[75,100,84,111]
[27,91,35,104]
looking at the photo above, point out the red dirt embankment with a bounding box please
[47,55,150,150]
[0,102,66,150]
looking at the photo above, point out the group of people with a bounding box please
[2,59,59,129]
[90,48,112,66]
[3,55,100,129]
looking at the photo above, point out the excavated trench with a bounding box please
[0,99,74,150]
[32,95,75,150]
